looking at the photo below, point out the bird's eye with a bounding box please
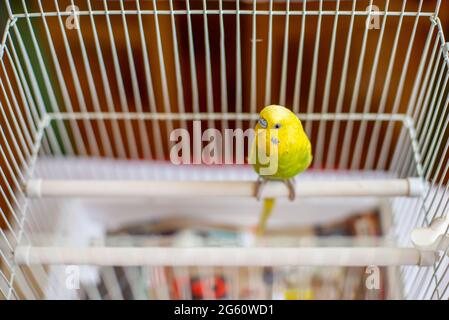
[274,123,281,129]
[259,118,267,128]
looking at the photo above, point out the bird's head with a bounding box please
[255,105,302,144]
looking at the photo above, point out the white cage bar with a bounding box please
[14,246,438,267]
[25,178,425,198]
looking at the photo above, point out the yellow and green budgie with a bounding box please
[250,105,313,236]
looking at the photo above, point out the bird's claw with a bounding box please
[285,179,296,201]
[255,177,267,201]
[256,178,296,201]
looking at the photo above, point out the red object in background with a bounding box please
[172,275,227,299]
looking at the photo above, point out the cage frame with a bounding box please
[1,0,449,300]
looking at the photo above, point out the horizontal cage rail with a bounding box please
[46,112,409,122]
[11,10,437,19]
[25,178,424,198]
[14,246,438,267]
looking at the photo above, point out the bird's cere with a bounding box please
[259,118,268,128]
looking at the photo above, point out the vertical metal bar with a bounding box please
[53,0,100,157]
[365,0,407,170]
[137,0,164,159]
[235,0,242,129]
[0,83,30,174]
[37,0,86,156]
[21,0,73,156]
[398,38,439,178]
[185,0,200,116]
[167,0,188,131]
[68,0,113,158]
[86,0,126,159]
[0,149,26,209]
[201,0,215,130]
[292,0,306,114]
[0,269,11,298]
[151,0,175,147]
[403,64,449,245]
[0,185,21,227]
[9,24,60,155]
[339,0,373,169]
[263,0,274,106]
[305,0,323,136]
[421,71,449,173]
[119,0,151,159]
[1,53,38,141]
[27,265,55,299]
[419,135,449,224]
[0,204,18,242]
[415,54,444,157]
[0,63,33,156]
[429,226,449,298]
[390,19,436,173]
[0,79,31,166]
[0,165,24,213]
[377,0,423,170]
[8,267,37,300]
[419,63,448,163]
[0,220,15,252]
[249,0,258,129]
[326,0,356,168]
[219,0,229,132]
[103,0,138,158]
[314,0,340,167]
[351,0,390,170]
[5,43,51,155]
[279,0,291,106]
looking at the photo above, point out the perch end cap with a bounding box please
[411,215,449,252]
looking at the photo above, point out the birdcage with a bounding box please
[0,0,449,300]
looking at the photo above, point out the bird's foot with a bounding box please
[255,177,268,201]
[284,178,296,201]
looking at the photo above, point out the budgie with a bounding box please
[250,105,313,236]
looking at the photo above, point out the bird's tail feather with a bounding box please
[256,198,276,237]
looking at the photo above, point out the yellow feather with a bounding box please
[252,105,312,180]
[256,198,276,237]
